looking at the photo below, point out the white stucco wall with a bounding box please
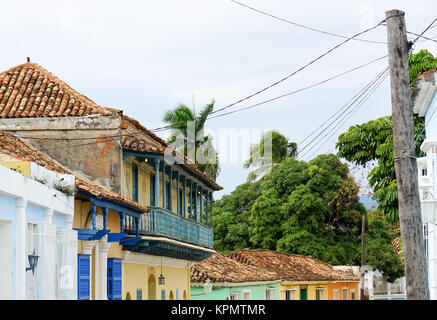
[0,162,77,300]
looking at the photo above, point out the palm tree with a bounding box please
[244,130,297,181]
[162,99,220,180]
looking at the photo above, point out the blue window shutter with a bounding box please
[77,254,90,300]
[161,289,166,300]
[107,258,122,300]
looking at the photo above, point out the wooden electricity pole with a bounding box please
[386,9,429,300]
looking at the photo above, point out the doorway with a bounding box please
[148,274,156,300]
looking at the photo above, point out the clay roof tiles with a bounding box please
[191,253,278,284]
[0,61,222,190]
[226,249,360,282]
[0,62,120,118]
[0,130,147,212]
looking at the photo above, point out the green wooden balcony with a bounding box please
[123,206,213,249]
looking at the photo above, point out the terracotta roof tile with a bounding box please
[0,62,120,118]
[191,253,278,284]
[0,61,222,190]
[226,249,360,282]
[122,116,222,191]
[0,130,147,212]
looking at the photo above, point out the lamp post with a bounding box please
[26,249,39,275]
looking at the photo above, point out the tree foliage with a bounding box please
[243,130,298,182]
[162,99,220,180]
[336,49,437,222]
[213,153,403,280]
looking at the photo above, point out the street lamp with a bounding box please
[26,249,39,275]
[158,256,165,285]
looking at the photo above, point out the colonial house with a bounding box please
[191,249,360,300]
[0,60,222,300]
[411,67,437,299]
[333,265,406,300]
[190,253,281,300]
[0,133,76,299]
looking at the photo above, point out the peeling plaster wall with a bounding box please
[0,114,122,192]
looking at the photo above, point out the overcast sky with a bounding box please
[1,0,436,198]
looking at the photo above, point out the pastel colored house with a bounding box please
[191,249,360,300]
[228,250,360,300]
[0,61,222,300]
[411,67,437,299]
[0,134,76,299]
[191,253,281,300]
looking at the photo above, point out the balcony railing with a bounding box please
[124,206,213,248]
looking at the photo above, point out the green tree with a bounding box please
[336,49,437,221]
[163,99,220,180]
[243,130,298,181]
[365,211,404,282]
[212,181,261,254]
[213,153,404,280]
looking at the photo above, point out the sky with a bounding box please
[1,0,436,199]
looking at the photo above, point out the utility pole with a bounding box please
[360,214,366,300]
[386,9,429,300]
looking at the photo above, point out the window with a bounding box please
[333,289,340,300]
[136,289,142,300]
[285,289,296,300]
[229,292,241,300]
[243,290,251,300]
[299,287,308,300]
[351,289,357,300]
[161,289,166,300]
[78,254,90,300]
[422,168,428,176]
[265,287,276,300]
[342,288,348,300]
[316,288,325,300]
[107,258,122,300]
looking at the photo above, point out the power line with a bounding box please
[229,0,387,44]
[297,17,437,162]
[297,61,386,147]
[300,69,389,161]
[150,19,387,134]
[0,55,388,155]
[297,67,389,161]
[408,17,437,44]
[301,69,389,161]
[195,55,388,122]
[297,67,388,157]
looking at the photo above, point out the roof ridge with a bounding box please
[0,61,121,117]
